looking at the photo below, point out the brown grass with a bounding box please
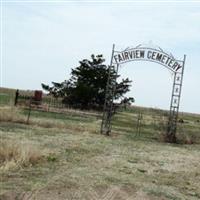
[0,140,44,171]
[0,107,26,123]
[0,107,100,134]
[0,106,200,199]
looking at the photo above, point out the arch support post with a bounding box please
[166,55,186,143]
[101,44,118,135]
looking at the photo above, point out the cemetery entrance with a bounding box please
[101,44,186,143]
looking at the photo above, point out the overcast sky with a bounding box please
[1,1,200,113]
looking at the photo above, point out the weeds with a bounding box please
[0,140,45,171]
[46,154,57,162]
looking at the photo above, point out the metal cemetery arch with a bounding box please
[100,44,186,143]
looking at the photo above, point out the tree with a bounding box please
[42,54,133,110]
[120,97,135,110]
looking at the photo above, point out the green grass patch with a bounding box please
[20,108,96,123]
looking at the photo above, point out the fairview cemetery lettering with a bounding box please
[113,48,182,72]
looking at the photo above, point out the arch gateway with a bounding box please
[100,44,186,143]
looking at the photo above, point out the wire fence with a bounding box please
[0,88,199,143]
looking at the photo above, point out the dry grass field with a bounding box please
[0,96,200,199]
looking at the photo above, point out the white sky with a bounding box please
[1,1,200,113]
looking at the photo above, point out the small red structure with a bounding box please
[34,90,43,101]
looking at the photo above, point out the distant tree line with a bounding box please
[42,54,134,110]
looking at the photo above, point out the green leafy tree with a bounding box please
[42,54,133,110]
[120,97,135,110]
